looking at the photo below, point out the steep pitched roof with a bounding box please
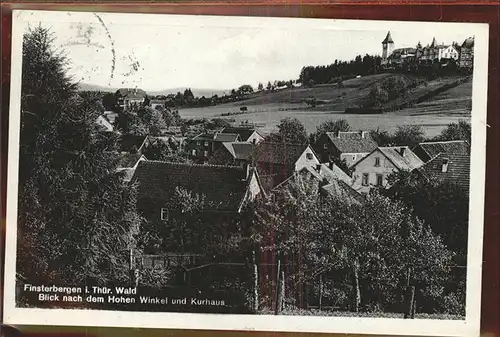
[390,47,417,56]
[214,133,240,142]
[192,133,215,141]
[382,31,394,44]
[255,142,309,166]
[118,135,148,153]
[222,142,254,160]
[321,181,364,204]
[416,153,470,191]
[132,161,252,212]
[378,147,424,171]
[326,132,378,154]
[412,140,470,162]
[118,153,145,169]
[430,37,438,48]
[116,88,147,98]
[221,127,260,141]
[272,164,362,204]
[462,37,474,48]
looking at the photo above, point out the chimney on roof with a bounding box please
[329,161,334,170]
[399,147,406,157]
[316,164,322,172]
[442,158,449,173]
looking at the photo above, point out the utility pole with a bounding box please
[404,267,415,319]
[274,254,281,315]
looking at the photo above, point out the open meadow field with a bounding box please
[179,73,472,138]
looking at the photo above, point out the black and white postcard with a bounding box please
[3,10,489,336]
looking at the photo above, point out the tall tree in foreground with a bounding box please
[17,26,141,286]
[265,118,309,144]
[251,175,454,314]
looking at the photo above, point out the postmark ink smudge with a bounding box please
[93,13,116,85]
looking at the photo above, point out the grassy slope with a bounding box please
[185,73,471,116]
[398,80,472,116]
[178,73,472,138]
[233,73,394,108]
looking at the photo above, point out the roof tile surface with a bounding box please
[132,161,250,211]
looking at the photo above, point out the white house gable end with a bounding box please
[295,146,320,171]
[247,131,264,145]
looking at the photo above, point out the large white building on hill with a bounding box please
[381,31,473,69]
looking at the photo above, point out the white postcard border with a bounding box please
[3,10,490,336]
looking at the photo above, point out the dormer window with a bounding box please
[161,208,169,221]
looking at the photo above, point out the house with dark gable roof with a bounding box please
[316,131,378,167]
[254,142,320,192]
[412,140,470,163]
[131,161,265,221]
[221,127,264,144]
[189,132,241,162]
[209,142,255,166]
[412,153,470,192]
[351,146,424,194]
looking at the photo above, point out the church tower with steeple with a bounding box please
[381,31,395,65]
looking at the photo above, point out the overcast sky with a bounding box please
[18,10,478,92]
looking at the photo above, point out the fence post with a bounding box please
[404,268,414,319]
[319,275,323,310]
[280,270,285,312]
[411,291,417,319]
[253,250,259,313]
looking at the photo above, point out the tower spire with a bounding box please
[382,31,394,44]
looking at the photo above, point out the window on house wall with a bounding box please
[375,157,380,167]
[204,141,209,147]
[323,143,328,150]
[161,208,169,221]
[362,173,369,186]
[376,174,383,186]
[204,150,209,157]
[306,153,313,160]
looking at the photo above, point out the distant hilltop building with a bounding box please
[380,31,473,71]
[116,88,148,110]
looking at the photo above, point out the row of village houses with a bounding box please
[102,124,470,269]
[110,125,470,226]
